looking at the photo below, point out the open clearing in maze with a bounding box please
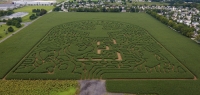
[5,20,195,79]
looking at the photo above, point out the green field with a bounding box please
[0,80,78,95]
[14,6,54,22]
[0,12,200,94]
[0,24,22,40]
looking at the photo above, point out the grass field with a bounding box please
[0,12,200,94]
[0,24,22,40]
[57,0,66,2]
[14,6,54,22]
[111,2,169,6]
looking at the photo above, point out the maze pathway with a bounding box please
[6,20,195,79]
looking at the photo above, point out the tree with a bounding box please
[7,10,13,15]
[36,9,40,12]
[168,20,175,27]
[2,19,6,22]
[7,26,14,32]
[6,19,12,25]
[40,9,47,15]
[29,14,37,20]
[186,32,194,38]
[32,9,37,12]
[15,22,22,28]
[197,30,200,34]
[11,20,18,26]
[195,34,200,41]
[53,7,61,11]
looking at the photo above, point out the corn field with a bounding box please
[0,80,79,95]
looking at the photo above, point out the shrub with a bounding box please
[8,26,14,32]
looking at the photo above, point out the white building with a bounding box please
[0,4,20,11]
[12,0,56,6]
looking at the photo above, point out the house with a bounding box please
[12,0,56,6]
[192,22,199,27]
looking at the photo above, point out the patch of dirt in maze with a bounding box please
[116,52,122,61]
[97,41,100,45]
[106,46,109,50]
[97,49,101,54]
[113,39,117,44]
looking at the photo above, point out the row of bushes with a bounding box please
[6,17,22,28]
[0,10,14,17]
[147,10,195,38]
[68,7,121,12]
[29,9,47,20]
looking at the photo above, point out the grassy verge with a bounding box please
[57,0,66,3]
[0,24,23,40]
[14,6,54,22]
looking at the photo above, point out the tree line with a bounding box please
[68,7,121,12]
[6,17,22,28]
[53,5,62,11]
[30,9,47,20]
[147,10,195,38]
[0,10,14,17]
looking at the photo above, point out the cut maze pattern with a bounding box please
[9,20,194,79]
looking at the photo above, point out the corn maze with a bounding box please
[6,20,195,79]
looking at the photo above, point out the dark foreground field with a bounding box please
[0,12,200,95]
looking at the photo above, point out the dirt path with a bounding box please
[106,46,109,50]
[97,41,100,45]
[113,39,117,44]
[116,52,122,61]
[97,49,101,54]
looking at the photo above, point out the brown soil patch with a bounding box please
[116,52,122,61]
[106,46,109,50]
[194,76,197,80]
[97,41,100,45]
[97,49,101,54]
[113,39,117,44]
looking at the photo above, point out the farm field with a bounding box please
[14,6,54,22]
[56,0,66,2]
[0,12,200,94]
[0,80,78,95]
